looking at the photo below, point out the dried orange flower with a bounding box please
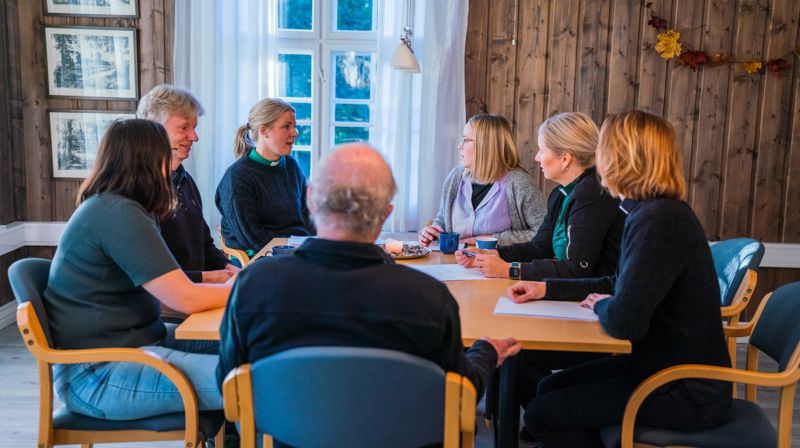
[655,30,683,59]
[742,61,763,74]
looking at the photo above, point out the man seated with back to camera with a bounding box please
[217,143,522,445]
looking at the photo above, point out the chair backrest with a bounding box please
[750,281,800,371]
[8,258,54,346]
[250,346,448,448]
[218,226,251,266]
[710,238,764,306]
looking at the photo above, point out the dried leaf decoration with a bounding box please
[655,30,683,60]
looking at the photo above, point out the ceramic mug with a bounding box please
[439,232,460,254]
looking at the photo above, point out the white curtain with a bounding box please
[175,0,468,232]
[174,0,276,226]
[378,0,468,231]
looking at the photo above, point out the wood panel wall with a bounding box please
[465,0,800,317]
[0,0,174,306]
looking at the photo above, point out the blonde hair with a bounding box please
[234,98,295,158]
[136,84,204,123]
[468,114,524,184]
[537,112,598,168]
[596,109,687,200]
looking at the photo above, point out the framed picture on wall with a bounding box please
[44,26,138,99]
[49,110,135,178]
[44,0,138,18]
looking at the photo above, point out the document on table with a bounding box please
[493,297,599,321]
[288,236,314,245]
[406,263,491,281]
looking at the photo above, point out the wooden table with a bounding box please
[176,237,631,447]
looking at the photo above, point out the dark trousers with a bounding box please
[518,350,609,408]
[524,355,731,448]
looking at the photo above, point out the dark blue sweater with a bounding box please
[160,165,230,283]
[215,153,315,253]
[545,197,731,380]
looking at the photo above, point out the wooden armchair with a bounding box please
[218,226,251,267]
[222,346,477,448]
[9,258,224,448]
[600,281,800,448]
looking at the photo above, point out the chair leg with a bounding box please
[80,444,92,448]
[214,423,226,448]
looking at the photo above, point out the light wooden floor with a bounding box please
[1,324,797,447]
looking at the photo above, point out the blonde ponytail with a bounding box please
[233,125,251,159]
[233,98,295,159]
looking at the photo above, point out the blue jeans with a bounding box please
[53,324,221,420]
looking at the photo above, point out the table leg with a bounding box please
[496,352,521,448]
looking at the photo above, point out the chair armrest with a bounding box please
[619,364,799,448]
[17,302,200,440]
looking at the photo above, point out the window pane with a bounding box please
[291,102,312,120]
[296,125,312,146]
[334,52,371,99]
[292,150,311,178]
[334,126,369,144]
[337,0,373,31]
[278,54,312,98]
[334,104,369,122]
[278,0,313,30]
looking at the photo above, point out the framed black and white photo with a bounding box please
[49,110,135,178]
[44,0,138,18]
[45,26,138,99]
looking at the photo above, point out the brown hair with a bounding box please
[233,98,295,158]
[537,112,599,168]
[77,119,174,218]
[468,114,524,184]
[596,109,687,200]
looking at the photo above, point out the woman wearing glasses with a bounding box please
[419,114,546,247]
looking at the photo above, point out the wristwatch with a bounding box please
[509,262,521,280]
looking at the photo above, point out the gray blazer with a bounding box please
[432,165,547,246]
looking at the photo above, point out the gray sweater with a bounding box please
[432,166,547,246]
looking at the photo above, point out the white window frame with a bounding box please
[272,0,379,174]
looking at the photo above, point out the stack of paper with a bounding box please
[493,297,598,321]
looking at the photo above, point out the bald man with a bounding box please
[217,143,521,402]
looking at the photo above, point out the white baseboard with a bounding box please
[0,301,17,331]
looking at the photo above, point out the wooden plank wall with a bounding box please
[465,0,800,317]
[0,0,174,306]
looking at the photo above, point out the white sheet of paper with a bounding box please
[287,236,313,245]
[406,263,490,281]
[493,297,599,321]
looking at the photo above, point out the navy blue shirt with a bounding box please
[160,165,229,282]
[217,238,498,397]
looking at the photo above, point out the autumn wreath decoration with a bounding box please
[646,3,796,77]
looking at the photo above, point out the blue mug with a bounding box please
[270,245,296,257]
[475,237,498,250]
[439,232,460,254]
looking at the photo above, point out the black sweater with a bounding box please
[215,153,315,253]
[497,168,625,280]
[545,198,732,381]
[217,238,498,398]
[159,166,230,283]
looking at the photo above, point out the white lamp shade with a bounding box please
[390,42,421,73]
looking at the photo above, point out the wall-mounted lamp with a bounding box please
[390,1,420,73]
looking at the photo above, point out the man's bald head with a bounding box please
[308,143,397,237]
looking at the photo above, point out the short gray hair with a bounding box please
[137,84,204,123]
[309,144,397,235]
